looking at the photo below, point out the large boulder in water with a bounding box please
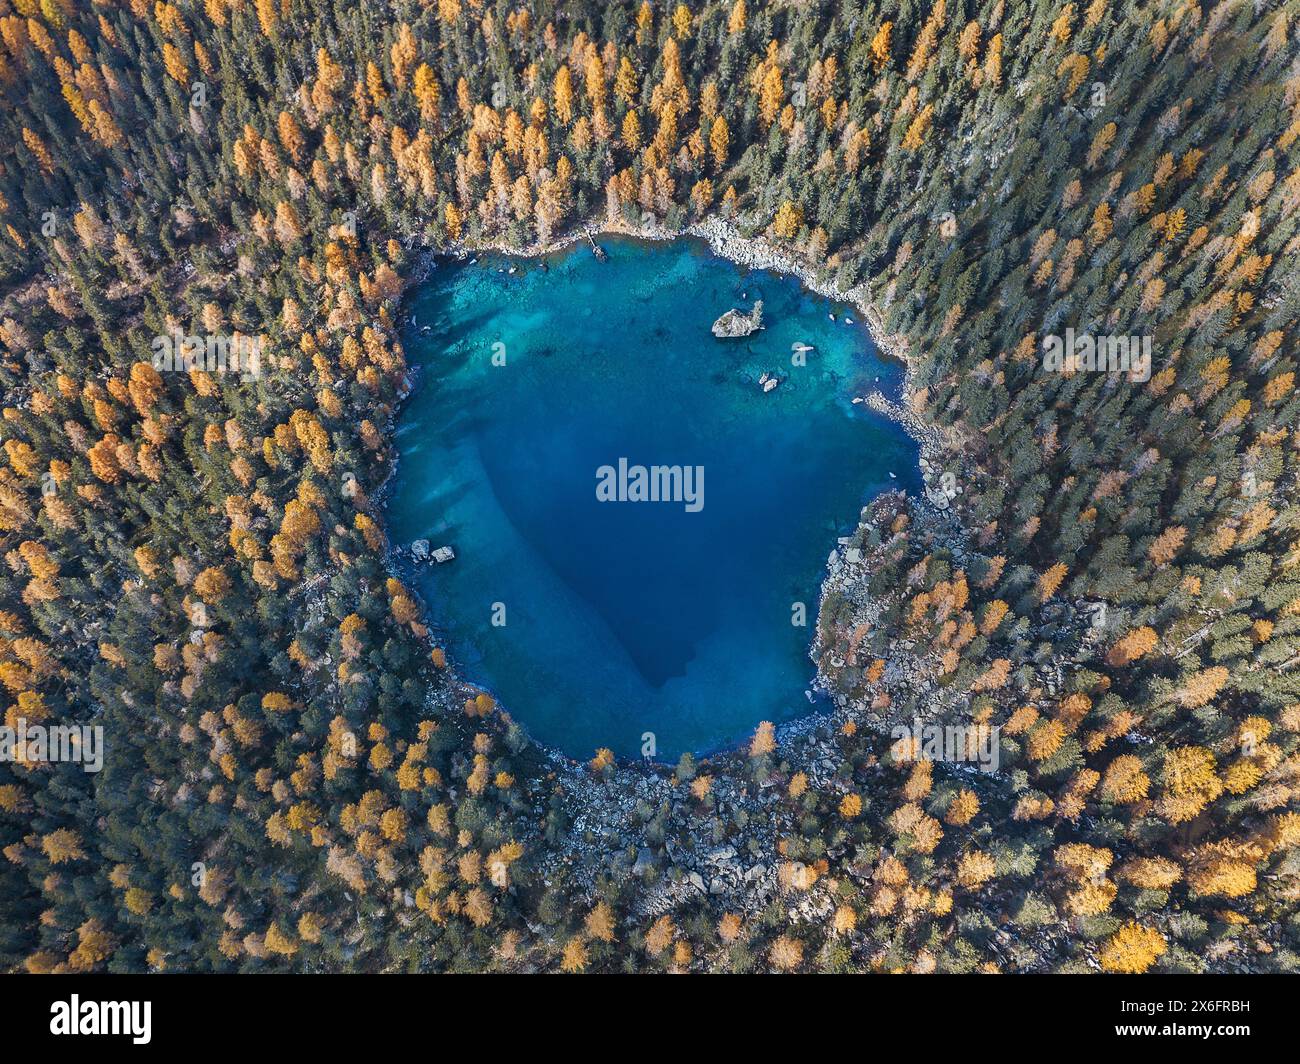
[711,300,763,338]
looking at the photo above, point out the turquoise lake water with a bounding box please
[389,237,920,760]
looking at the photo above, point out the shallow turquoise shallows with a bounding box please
[389,237,919,760]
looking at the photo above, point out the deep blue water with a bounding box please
[389,237,919,760]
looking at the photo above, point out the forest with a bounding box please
[1,0,1298,973]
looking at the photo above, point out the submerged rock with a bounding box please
[711,300,764,337]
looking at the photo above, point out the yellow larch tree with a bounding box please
[709,115,729,171]
[1037,561,1068,602]
[772,200,803,239]
[901,104,934,151]
[1100,923,1166,973]
[769,935,803,970]
[1106,626,1158,667]
[728,0,746,35]
[553,64,574,125]
[757,56,783,128]
[672,3,692,39]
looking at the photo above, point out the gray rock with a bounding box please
[711,300,764,338]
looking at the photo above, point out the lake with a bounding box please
[389,236,919,760]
